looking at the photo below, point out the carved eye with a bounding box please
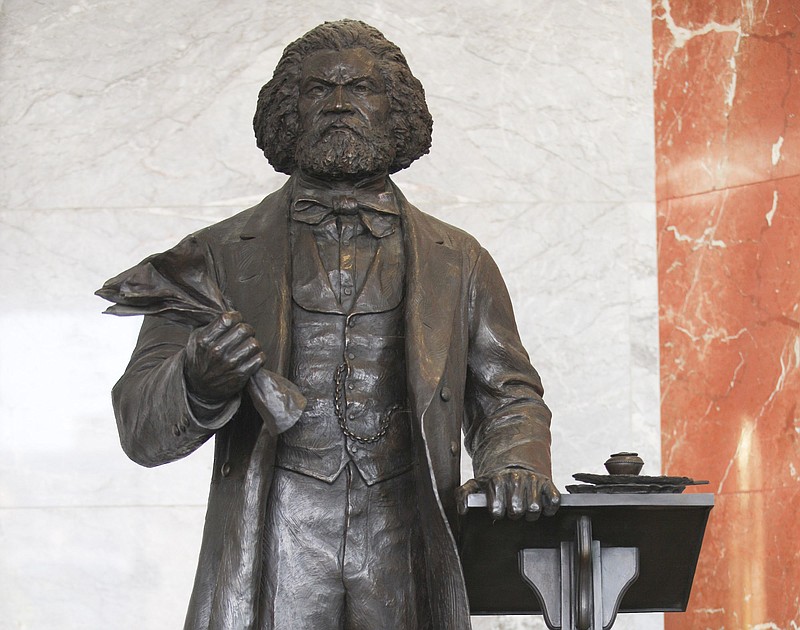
[306,84,327,98]
[351,81,370,95]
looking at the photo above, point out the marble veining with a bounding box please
[654,0,800,627]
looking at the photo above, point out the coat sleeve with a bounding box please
[462,248,553,479]
[111,315,240,467]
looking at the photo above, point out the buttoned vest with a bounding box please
[275,220,414,485]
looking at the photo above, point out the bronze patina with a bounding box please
[99,20,559,630]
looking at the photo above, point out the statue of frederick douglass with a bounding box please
[107,19,559,630]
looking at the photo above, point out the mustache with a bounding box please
[316,116,368,137]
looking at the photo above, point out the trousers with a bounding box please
[258,463,431,629]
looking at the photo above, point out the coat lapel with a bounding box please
[221,181,293,376]
[398,185,463,421]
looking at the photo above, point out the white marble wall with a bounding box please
[0,1,660,628]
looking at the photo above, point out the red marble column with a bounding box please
[653,0,800,627]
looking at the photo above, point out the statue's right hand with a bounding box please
[184,311,266,404]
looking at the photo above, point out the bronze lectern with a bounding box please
[461,493,714,629]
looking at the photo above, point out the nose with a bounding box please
[327,86,353,112]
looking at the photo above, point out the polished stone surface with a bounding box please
[0,2,659,628]
[654,0,800,627]
[0,506,206,629]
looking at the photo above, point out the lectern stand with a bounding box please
[459,493,713,629]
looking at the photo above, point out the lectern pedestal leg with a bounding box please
[519,516,639,630]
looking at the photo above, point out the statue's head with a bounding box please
[253,20,433,179]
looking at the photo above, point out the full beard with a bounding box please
[295,124,396,181]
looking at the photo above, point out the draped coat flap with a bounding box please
[112,178,552,630]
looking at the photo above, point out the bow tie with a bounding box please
[292,185,399,238]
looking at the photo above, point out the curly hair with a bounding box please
[253,20,433,175]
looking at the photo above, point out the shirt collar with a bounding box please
[291,174,400,238]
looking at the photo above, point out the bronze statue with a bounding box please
[99,19,559,630]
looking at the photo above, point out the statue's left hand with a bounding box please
[456,469,560,521]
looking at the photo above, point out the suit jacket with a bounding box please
[112,177,553,630]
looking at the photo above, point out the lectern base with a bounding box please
[519,515,639,629]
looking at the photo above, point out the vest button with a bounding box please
[348,352,355,360]
[440,386,452,402]
[450,440,460,455]
[172,424,181,437]
[221,462,231,477]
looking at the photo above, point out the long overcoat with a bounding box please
[112,178,553,630]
